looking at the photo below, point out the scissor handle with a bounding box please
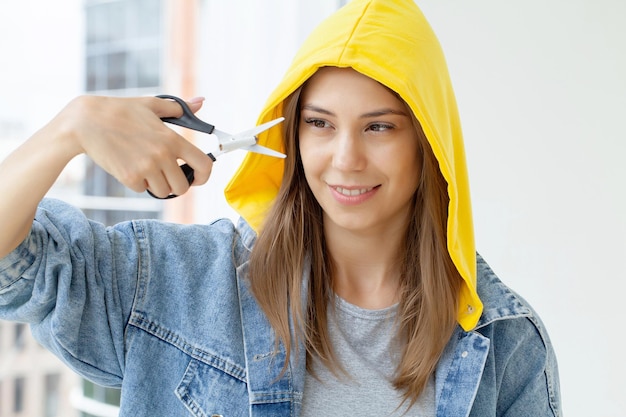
[156,94,216,134]
[147,95,217,199]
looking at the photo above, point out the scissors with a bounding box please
[148,94,285,199]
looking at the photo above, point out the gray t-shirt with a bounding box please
[301,295,436,416]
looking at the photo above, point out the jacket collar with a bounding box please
[473,254,532,330]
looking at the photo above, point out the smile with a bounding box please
[333,186,375,196]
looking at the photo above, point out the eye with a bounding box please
[367,123,394,132]
[303,118,330,129]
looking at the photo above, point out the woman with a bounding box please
[0,0,561,416]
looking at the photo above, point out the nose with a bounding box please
[332,130,367,172]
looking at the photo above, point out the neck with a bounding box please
[324,223,406,309]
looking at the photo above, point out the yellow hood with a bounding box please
[224,0,482,330]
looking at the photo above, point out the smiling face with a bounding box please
[298,67,422,236]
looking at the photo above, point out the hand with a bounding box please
[56,95,214,198]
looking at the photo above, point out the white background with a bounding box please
[419,2,626,416]
[1,1,625,416]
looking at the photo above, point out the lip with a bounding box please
[328,184,379,205]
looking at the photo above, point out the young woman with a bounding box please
[0,0,561,416]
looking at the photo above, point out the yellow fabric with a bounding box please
[224,0,483,330]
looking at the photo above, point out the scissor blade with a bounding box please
[213,117,286,158]
[242,144,286,158]
[234,117,285,139]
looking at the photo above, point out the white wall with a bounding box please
[418,1,626,416]
[0,0,84,142]
[0,0,85,188]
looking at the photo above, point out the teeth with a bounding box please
[335,186,373,196]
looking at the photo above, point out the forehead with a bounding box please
[301,67,404,108]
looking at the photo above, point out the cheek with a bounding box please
[405,158,422,192]
[404,151,422,183]
[298,137,323,180]
[385,144,422,190]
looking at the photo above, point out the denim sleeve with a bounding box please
[0,198,139,387]
[501,315,561,416]
[472,314,562,417]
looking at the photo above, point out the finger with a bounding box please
[187,96,206,108]
[144,171,173,199]
[162,160,193,196]
[146,96,205,119]
[177,150,214,186]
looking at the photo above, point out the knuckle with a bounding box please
[192,160,213,184]
[170,183,190,196]
[118,170,145,189]
[142,139,175,164]
[150,145,172,161]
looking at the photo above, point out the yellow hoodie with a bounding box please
[224,0,483,331]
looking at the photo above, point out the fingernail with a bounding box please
[189,96,205,103]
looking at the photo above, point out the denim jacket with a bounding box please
[0,199,561,416]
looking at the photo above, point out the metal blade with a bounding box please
[233,117,285,139]
[242,143,286,158]
[212,117,286,158]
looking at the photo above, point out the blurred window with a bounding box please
[83,0,164,224]
[44,373,61,417]
[13,377,25,413]
[81,379,121,416]
[14,323,26,351]
[86,0,163,92]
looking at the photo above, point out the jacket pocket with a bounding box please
[176,358,249,417]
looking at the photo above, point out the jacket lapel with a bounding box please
[435,327,490,417]
[236,260,304,416]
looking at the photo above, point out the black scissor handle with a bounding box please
[147,95,217,200]
[156,94,216,134]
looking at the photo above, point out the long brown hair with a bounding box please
[248,84,462,406]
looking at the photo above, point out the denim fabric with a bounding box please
[0,199,560,417]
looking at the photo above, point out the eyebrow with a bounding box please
[300,104,408,118]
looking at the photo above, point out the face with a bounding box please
[298,67,422,236]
